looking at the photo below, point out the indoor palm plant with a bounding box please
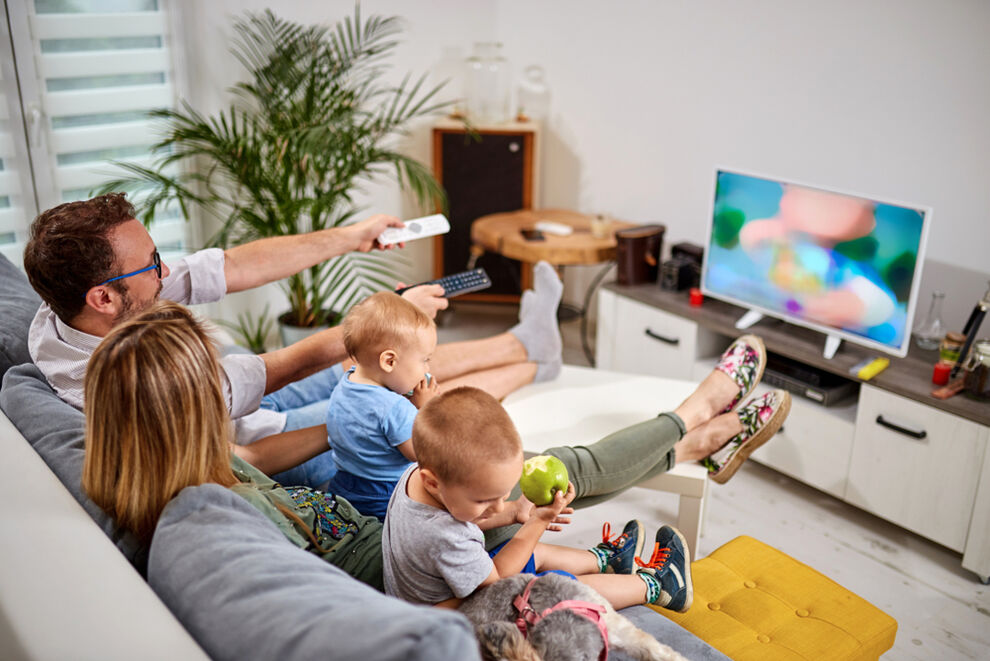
[100,7,448,336]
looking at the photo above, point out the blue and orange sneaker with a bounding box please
[635,525,693,613]
[590,520,645,574]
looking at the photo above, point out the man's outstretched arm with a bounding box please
[222,214,404,293]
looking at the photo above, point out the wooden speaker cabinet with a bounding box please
[432,118,539,302]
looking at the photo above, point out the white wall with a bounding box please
[179,0,990,330]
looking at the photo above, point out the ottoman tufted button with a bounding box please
[743,580,757,588]
[796,608,810,617]
[757,634,771,643]
[707,602,721,611]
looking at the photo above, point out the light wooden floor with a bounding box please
[438,301,990,660]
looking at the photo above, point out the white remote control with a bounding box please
[534,220,573,236]
[377,214,451,245]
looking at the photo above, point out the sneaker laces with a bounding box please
[599,522,629,551]
[635,542,672,570]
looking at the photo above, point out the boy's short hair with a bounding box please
[342,291,434,364]
[413,386,522,485]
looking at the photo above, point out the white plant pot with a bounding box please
[277,313,331,347]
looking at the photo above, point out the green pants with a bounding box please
[315,411,685,590]
[483,412,686,548]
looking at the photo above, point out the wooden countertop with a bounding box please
[604,283,990,427]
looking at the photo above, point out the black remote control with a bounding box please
[395,268,492,298]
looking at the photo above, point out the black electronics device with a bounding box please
[521,228,545,241]
[659,256,700,291]
[671,241,704,265]
[395,268,492,298]
[762,352,859,406]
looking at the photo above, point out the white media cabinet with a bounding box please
[596,283,990,583]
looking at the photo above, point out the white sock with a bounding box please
[509,262,563,365]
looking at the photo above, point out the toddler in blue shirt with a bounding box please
[325,291,439,519]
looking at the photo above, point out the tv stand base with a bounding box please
[734,309,764,330]
[824,334,842,360]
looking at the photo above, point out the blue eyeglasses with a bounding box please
[96,250,162,286]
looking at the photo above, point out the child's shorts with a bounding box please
[488,540,576,580]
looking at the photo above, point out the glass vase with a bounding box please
[913,290,945,350]
[464,42,511,124]
[517,64,550,121]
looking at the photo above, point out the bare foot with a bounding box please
[673,370,740,431]
[672,411,744,463]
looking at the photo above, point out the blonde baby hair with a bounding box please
[342,291,435,365]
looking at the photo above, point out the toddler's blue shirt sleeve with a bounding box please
[381,396,419,448]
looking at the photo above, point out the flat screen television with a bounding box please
[701,168,932,358]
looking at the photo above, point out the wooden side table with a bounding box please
[471,209,636,363]
[470,208,634,268]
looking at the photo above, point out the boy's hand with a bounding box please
[512,496,573,531]
[398,283,449,319]
[409,374,440,409]
[521,482,576,530]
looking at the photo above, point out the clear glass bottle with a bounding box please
[464,42,511,124]
[913,290,945,350]
[516,64,550,122]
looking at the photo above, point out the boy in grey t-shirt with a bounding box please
[381,387,694,612]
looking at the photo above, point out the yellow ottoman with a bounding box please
[653,536,897,660]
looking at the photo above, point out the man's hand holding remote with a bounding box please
[397,282,448,319]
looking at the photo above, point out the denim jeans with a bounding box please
[262,364,344,489]
[484,412,686,549]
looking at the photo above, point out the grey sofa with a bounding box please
[0,252,728,661]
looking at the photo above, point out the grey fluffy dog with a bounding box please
[459,573,689,661]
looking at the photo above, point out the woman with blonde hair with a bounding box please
[82,300,385,585]
[82,300,786,590]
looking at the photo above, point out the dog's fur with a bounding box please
[459,574,688,661]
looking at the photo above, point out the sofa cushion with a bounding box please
[0,363,147,572]
[0,253,41,379]
[150,483,480,661]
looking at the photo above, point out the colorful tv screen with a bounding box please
[701,169,931,357]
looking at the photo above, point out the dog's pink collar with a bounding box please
[512,576,609,661]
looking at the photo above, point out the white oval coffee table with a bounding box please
[502,365,709,556]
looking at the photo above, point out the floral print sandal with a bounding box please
[702,389,791,484]
[715,334,766,414]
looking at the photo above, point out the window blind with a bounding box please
[25,0,188,262]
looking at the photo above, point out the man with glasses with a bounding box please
[21,193,565,488]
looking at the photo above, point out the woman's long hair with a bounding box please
[82,300,237,544]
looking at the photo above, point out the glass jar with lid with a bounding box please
[464,42,511,124]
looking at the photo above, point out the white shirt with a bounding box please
[27,247,286,443]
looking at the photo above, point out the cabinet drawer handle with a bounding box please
[875,415,927,440]
[644,328,679,346]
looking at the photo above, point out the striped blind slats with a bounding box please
[39,49,170,79]
[0,241,24,267]
[55,156,176,191]
[0,132,13,158]
[44,84,173,118]
[0,170,20,197]
[148,219,186,246]
[30,12,165,40]
[51,120,158,154]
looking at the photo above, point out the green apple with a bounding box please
[519,455,569,506]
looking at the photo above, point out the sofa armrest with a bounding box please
[0,410,208,660]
